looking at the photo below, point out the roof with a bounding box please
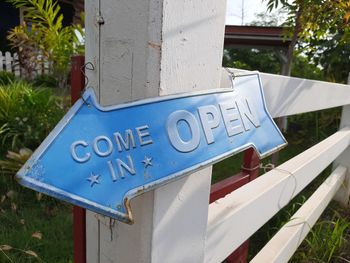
[224,25,292,49]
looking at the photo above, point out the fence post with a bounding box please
[70,55,86,263]
[13,53,20,77]
[0,51,3,71]
[5,52,12,72]
[333,73,350,206]
[85,0,227,261]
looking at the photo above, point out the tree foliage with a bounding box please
[223,48,280,74]
[314,35,350,83]
[223,47,324,81]
[264,0,350,79]
[7,0,84,88]
[276,0,349,43]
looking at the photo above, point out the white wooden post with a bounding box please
[85,0,227,262]
[13,53,20,77]
[0,51,3,71]
[333,73,350,206]
[5,52,12,73]
[44,61,49,75]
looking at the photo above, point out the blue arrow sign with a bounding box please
[17,73,286,224]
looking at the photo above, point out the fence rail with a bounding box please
[202,69,350,263]
[205,127,350,262]
[251,165,346,263]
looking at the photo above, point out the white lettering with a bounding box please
[93,136,113,157]
[198,105,220,144]
[167,110,200,152]
[70,140,91,163]
[108,160,118,181]
[114,129,136,152]
[219,102,244,137]
[116,155,136,178]
[236,99,260,131]
[136,125,153,146]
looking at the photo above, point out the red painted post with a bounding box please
[209,172,250,203]
[210,148,260,263]
[225,241,249,263]
[242,148,260,182]
[71,55,86,263]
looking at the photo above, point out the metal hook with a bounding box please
[80,62,95,107]
[224,67,235,90]
[80,93,90,107]
[81,62,95,89]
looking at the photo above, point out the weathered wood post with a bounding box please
[85,0,227,261]
[333,73,350,206]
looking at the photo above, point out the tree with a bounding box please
[7,0,84,88]
[250,9,286,26]
[223,9,324,81]
[223,48,281,74]
[308,32,350,83]
[223,47,324,81]
[264,0,350,76]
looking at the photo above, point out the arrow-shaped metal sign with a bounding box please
[17,73,286,224]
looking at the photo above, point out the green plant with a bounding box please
[0,72,16,85]
[0,148,32,177]
[0,196,73,263]
[0,81,64,155]
[7,23,41,80]
[293,212,350,262]
[7,0,85,88]
[31,74,58,88]
[0,244,42,262]
[287,108,341,146]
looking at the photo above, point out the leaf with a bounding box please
[0,245,12,251]
[20,219,25,225]
[31,231,42,240]
[344,12,350,23]
[11,203,17,212]
[36,192,43,201]
[25,250,38,257]
[6,190,16,199]
[0,195,5,203]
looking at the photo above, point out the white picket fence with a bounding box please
[0,51,20,76]
[0,50,49,77]
[203,69,350,263]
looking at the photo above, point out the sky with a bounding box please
[226,0,269,25]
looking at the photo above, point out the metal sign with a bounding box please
[17,73,286,224]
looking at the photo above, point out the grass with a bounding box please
[0,81,71,262]
[0,181,73,263]
[291,203,350,263]
[212,153,244,183]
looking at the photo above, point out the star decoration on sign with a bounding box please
[142,156,153,168]
[87,173,100,187]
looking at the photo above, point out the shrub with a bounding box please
[0,148,32,177]
[32,74,58,88]
[0,81,65,156]
[7,0,84,88]
[0,71,16,85]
